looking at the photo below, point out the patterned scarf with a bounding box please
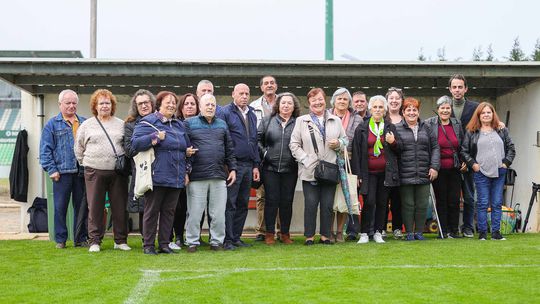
[369,117,384,157]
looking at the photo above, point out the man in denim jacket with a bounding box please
[40,90,87,249]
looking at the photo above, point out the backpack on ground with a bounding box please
[27,197,48,233]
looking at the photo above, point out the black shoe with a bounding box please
[158,247,175,254]
[318,239,334,245]
[447,232,463,239]
[462,227,474,238]
[223,242,236,251]
[210,245,223,251]
[478,231,487,241]
[74,241,89,247]
[254,234,265,242]
[304,240,315,246]
[345,234,357,241]
[491,230,506,241]
[186,245,198,253]
[144,247,157,255]
[232,240,252,247]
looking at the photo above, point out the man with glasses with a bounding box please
[250,75,278,241]
[40,89,88,248]
[449,74,479,238]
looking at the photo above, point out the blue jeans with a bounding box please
[225,162,252,243]
[461,171,476,231]
[473,168,507,233]
[53,173,86,243]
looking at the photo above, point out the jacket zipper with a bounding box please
[277,121,285,172]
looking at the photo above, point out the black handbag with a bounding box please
[96,117,130,176]
[308,125,339,185]
[251,118,272,189]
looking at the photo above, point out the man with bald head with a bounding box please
[217,83,260,250]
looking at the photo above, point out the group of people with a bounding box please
[39,73,516,255]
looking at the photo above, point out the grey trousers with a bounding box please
[186,179,227,246]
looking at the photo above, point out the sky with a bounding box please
[0,0,538,61]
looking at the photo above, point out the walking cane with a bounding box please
[429,185,444,239]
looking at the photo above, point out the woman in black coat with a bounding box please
[258,92,300,245]
[351,95,399,244]
[124,89,156,241]
[394,97,440,241]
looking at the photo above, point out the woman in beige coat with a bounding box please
[290,88,348,245]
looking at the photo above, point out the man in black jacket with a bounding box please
[449,74,479,238]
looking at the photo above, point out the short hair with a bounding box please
[199,94,216,105]
[436,95,453,108]
[466,102,501,132]
[58,89,79,103]
[89,89,117,117]
[448,74,468,88]
[330,87,353,108]
[385,87,404,101]
[402,97,420,111]
[352,91,366,98]
[126,89,156,122]
[177,93,200,120]
[260,75,277,86]
[155,91,179,113]
[272,92,301,118]
[368,95,388,112]
[196,80,214,94]
[307,87,326,102]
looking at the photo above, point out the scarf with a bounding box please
[310,112,326,141]
[369,117,384,157]
[333,109,351,131]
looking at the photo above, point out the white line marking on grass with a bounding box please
[124,270,161,304]
[127,264,540,303]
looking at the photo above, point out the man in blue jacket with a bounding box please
[217,83,260,250]
[39,89,87,249]
[185,94,237,252]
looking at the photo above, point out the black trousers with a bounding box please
[143,186,180,249]
[302,181,336,238]
[432,168,461,234]
[361,172,390,233]
[386,186,403,231]
[170,188,187,243]
[263,170,297,234]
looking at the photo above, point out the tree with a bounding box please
[485,44,494,61]
[472,46,483,61]
[531,38,540,61]
[437,47,447,61]
[417,47,426,61]
[508,36,528,61]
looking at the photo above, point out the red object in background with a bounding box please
[248,188,257,209]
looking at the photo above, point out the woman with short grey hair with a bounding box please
[328,87,363,242]
[425,95,464,238]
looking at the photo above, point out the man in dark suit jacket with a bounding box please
[217,83,261,250]
[449,74,479,238]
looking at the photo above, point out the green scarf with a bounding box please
[369,117,384,157]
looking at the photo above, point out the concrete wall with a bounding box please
[496,81,540,232]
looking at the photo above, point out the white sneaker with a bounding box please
[381,230,387,238]
[168,242,181,250]
[374,231,386,243]
[89,244,100,252]
[357,233,369,244]
[114,243,132,251]
[393,229,403,239]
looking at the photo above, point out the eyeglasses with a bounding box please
[136,101,151,107]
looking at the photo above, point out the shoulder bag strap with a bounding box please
[307,124,319,158]
[140,121,161,132]
[95,117,118,157]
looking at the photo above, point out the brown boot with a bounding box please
[280,233,294,244]
[265,232,275,245]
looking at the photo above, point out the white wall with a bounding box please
[496,81,540,232]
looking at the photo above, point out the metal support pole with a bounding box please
[90,0,97,58]
[325,0,333,60]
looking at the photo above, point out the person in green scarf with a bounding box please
[351,95,400,244]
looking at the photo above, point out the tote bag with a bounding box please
[333,152,360,215]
